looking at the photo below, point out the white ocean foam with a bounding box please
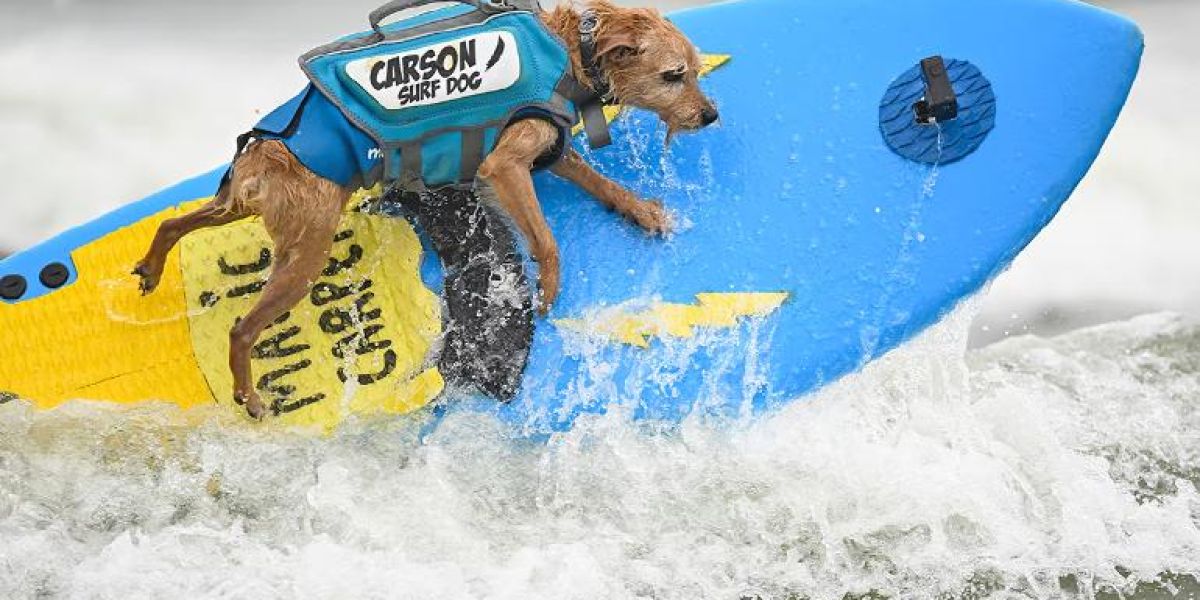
[1,303,1197,598]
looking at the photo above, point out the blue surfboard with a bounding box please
[0,0,1142,433]
[493,0,1144,430]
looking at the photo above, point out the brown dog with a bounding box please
[133,0,719,419]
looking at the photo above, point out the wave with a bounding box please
[1,304,1197,598]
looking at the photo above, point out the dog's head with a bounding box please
[587,1,719,143]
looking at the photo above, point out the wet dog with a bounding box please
[133,0,719,419]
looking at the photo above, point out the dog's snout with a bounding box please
[700,107,720,127]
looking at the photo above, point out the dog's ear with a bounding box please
[595,30,640,64]
[594,5,650,65]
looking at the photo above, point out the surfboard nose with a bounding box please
[592,0,1148,416]
[893,0,1145,193]
[959,0,1145,131]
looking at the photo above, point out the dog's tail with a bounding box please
[213,135,281,217]
[213,139,278,216]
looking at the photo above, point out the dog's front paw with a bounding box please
[132,260,162,295]
[630,199,671,236]
[536,262,560,316]
[536,279,559,316]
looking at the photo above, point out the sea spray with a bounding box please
[2,302,1197,598]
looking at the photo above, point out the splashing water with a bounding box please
[1,299,1197,599]
[921,122,944,199]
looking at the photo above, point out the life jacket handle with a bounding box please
[368,0,513,37]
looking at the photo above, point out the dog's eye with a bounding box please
[661,69,685,83]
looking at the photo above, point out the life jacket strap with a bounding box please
[459,128,487,183]
[574,9,614,149]
[577,10,611,101]
[578,102,612,149]
[400,142,426,192]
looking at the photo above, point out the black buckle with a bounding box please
[913,56,958,125]
[578,11,598,35]
[578,10,611,102]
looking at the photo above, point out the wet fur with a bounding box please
[133,0,717,419]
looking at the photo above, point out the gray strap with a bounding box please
[400,143,425,190]
[370,0,497,36]
[501,0,542,12]
[459,128,486,183]
[580,101,612,149]
[556,75,612,149]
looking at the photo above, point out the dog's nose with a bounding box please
[700,107,720,127]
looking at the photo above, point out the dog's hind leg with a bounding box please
[134,187,248,295]
[227,177,346,419]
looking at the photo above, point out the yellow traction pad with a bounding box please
[0,195,445,431]
[0,200,213,409]
[180,201,444,429]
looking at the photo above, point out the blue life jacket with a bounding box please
[243,0,597,191]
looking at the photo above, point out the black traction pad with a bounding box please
[381,187,534,401]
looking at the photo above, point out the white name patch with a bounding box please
[344,31,521,111]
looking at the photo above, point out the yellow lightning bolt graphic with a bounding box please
[572,53,732,136]
[554,292,788,348]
